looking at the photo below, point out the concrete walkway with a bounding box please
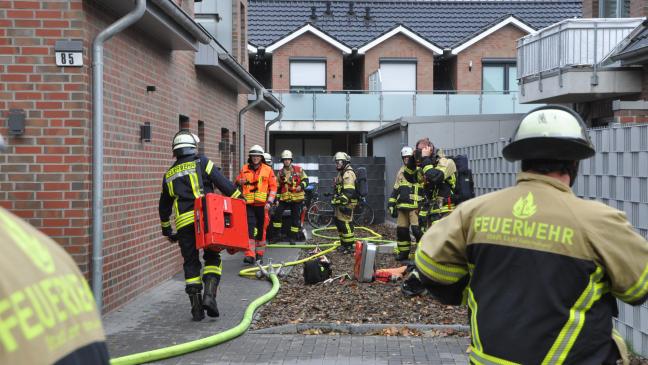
[103,246,470,364]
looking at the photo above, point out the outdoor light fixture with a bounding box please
[140,122,151,142]
[469,60,473,72]
[146,85,156,92]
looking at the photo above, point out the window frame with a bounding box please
[289,58,327,93]
[481,59,517,94]
[378,58,418,93]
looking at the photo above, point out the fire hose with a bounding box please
[109,226,392,365]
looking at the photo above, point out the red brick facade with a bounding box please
[271,32,344,91]
[582,0,647,17]
[454,25,529,91]
[0,0,265,312]
[362,34,435,91]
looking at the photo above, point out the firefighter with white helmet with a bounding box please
[388,146,424,261]
[235,145,277,264]
[407,105,648,364]
[269,149,309,244]
[159,129,241,321]
[263,153,273,166]
[331,152,356,253]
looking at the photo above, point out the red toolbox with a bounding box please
[194,193,248,253]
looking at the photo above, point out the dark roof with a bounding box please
[248,0,582,50]
[614,23,648,63]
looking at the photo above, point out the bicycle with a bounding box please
[352,196,375,226]
[306,184,375,228]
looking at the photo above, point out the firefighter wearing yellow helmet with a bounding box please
[407,105,648,364]
[331,152,356,253]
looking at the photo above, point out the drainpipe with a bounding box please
[238,88,265,168]
[264,105,283,151]
[91,0,146,312]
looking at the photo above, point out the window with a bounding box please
[179,115,190,130]
[198,121,205,154]
[482,62,517,93]
[379,60,416,93]
[599,0,630,17]
[290,60,326,92]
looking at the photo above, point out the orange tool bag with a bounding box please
[194,193,248,253]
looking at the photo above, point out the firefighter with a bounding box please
[388,146,424,261]
[263,152,273,166]
[159,130,241,321]
[262,152,275,243]
[406,105,648,364]
[331,152,357,254]
[0,134,109,365]
[415,138,456,230]
[270,150,309,244]
[236,145,277,264]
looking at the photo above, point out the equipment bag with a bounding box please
[355,167,368,197]
[448,155,475,205]
[303,257,332,285]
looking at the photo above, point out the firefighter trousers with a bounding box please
[177,225,222,292]
[396,210,422,254]
[334,205,355,248]
[245,205,266,258]
[271,201,303,240]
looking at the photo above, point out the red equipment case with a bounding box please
[194,193,248,253]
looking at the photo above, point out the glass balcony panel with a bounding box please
[349,94,380,120]
[482,94,515,114]
[416,94,446,116]
[383,93,414,120]
[449,95,480,115]
[281,93,313,120]
[315,93,347,120]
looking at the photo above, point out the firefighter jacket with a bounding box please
[277,164,309,203]
[388,166,423,211]
[159,155,240,231]
[415,172,648,365]
[0,207,109,365]
[420,151,456,213]
[332,165,357,207]
[236,163,277,206]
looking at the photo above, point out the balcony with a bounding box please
[266,90,543,132]
[517,18,644,104]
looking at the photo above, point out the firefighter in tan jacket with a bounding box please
[406,106,648,365]
[331,152,357,253]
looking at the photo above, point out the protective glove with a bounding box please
[401,267,427,297]
[162,226,173,237]
[391,207,398,219]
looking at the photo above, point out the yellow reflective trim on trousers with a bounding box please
[205,160,214,175]
[414,248,468,284]
[343,184,355,189]
[273,222,282,228]
[185,277,201,285]
[542,267,605,365]
[290,227,300,232]
[614,264,648,303]
[203,264,222,275]
[160,221,171,228]
[469,347,521,365]
[467,288,483,352]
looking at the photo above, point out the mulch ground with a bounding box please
[252,224,468,331]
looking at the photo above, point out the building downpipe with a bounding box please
[91,0,146,312]
[238,88,265,168]
[264,98,283,151]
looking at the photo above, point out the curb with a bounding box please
[250,322,470,335]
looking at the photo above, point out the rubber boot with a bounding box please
[396,250,410,261]
[256,253,264,265]
[243,255,255,265]
[288,232,296,245]
[188,293,205,321]
[202,276,220,318]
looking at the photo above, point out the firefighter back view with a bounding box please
[388,146,424,261]
[331,152,357,253]
[159,130,242,321]
[236,145,277,264]
[415,138,456,230]
[271,149,309,244]
[409,105,648,364]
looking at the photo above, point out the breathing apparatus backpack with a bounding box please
[355,167,368,198]
[303,256,332,285]
[447,154,475,205]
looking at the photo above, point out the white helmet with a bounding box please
[401,146,414,157]
[248,145,264,156]
[263,153,272,164]
[172,131,200,150]
[333,151,350,162]
[281,150,293,160]
[502,105,595,162]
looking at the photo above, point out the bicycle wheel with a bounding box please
[308,200,334,228]
[353,201,375,226]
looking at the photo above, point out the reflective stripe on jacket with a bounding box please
[389,166,423,210]
[236,163,277,206]
[277,164,309,202]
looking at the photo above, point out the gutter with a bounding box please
[238,88,265,168]
[92,0,146,313]
[150,0,211,44]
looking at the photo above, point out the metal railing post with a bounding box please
[412,93,417,117]
[537,34,543,92]
[346,92,350,130]
[312,92,316,130]
[379,92,384,126]
[558,24,563,88]
[445,92,450,115]
[592,22,599,86]
[479,92,483,114]
[279,93,283,130]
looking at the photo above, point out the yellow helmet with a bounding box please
[503,105,594,162]
[333,151,350,162]
[248,145,264,156]
[281,150,293,160]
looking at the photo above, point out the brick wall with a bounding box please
[0,0,265,312]
[362,34,435,91]
[271,32,344,91]
[582,0,598,17]
[454,25,528,91]
[630,0,648,17]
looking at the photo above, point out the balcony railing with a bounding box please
[266,90,543,123]
[517,18,643,80]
